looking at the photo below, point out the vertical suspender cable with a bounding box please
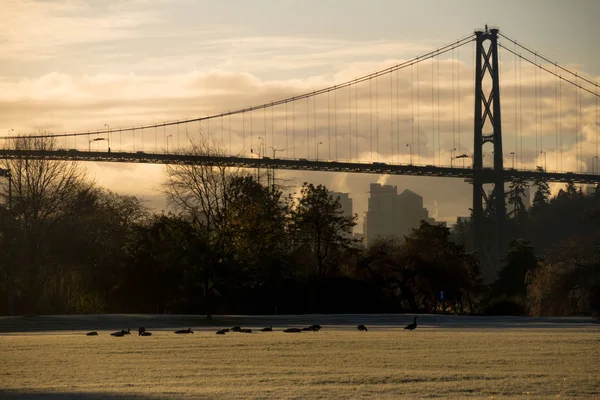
[559,73,563,171]
[396,67,399,163]
[417,61,420,164]
[514,43,518,168]
[355,83,358,161]
[452,49,456,162]
[292,100,295,159]
[555,64,558,171]
[328,91,331,160]
[334,88,337,160]
[534,54,538,160]
[390,71,393,163]
[458,45,462,166]
[285,104,288,158]
[431,56,435,164]
[376,76,379,161]
[306,97,309,158]
[369,78,372,160]
[346,86,350,161]
[595,83,600,166]
[411,64,414,163]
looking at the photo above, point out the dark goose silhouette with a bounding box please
[121,328,131,335]
[140,331,152,336]
[260,326,273,332]
[110,331,125,337]
[216,329,227,335]
[86,331,98,336]
[138,327,146,336]
[174,328,194,334]
[404,316,418,331]
[310,324,322,332]
[283,328,302,333]
[357,324,368,332]
[231,326,242,332]
[241,328,252,333]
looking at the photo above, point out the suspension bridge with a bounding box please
[1,26,599,273]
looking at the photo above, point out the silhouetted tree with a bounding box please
[290,183,356,276]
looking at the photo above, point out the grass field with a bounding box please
[1,315,599,399]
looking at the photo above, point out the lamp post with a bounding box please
[592,156,599,174]
[269,147,284,191]
[540,151,547,171]
[510,152,515,169]
[450,148,457,167]
[406,143,413,165]
[104,124,111,151]
[166,134,173,154]
[0,167,13,316]
[317,141,323,161]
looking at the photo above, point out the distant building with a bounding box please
[365,183,433,246]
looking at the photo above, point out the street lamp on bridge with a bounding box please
[166,134,173,154]
[317,141,323,161]
[406,143,413,165]
[592,156,599,174]
[104,124,111,150]
[450,148,457,167]
[510,152,515,169]
[540,151,547,172]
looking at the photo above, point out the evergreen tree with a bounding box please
[506,177,529,224]
[531,167,550,213]
[565,180,578,199]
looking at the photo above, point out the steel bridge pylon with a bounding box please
[472,26,506,283]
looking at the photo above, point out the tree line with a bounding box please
[0,138,598,318]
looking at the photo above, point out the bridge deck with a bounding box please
[0,149,598,184]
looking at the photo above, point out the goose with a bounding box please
[310,324,322,332]
[357,324,368,332]
[122,328,131,335]
[231,326,242,332]
[140,331,152,336]
[138,327,146,336]
[216,329,227,335]
[241,328,252,333]
[110,331,125,337]
[283,328,302,333]
[404,316,418,331]
[260,326,273,332]
[86,331,98,336]
[174,328,194,334]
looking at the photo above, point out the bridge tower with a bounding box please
[472,26,506,282]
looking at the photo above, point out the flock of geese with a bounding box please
[85,317,418,336]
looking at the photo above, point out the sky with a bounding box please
[1,0,599,230]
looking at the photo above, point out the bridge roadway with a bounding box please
[0,149,599,184]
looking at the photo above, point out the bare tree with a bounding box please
[163,136,244,234]
[0,136,90,313]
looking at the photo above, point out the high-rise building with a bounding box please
[365,183,433,246]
